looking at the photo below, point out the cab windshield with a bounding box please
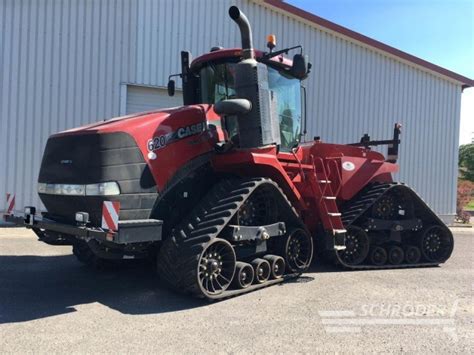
[200,62,302,151]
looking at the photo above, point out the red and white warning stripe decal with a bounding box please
[101,201,120,231]
[5,193,15,215]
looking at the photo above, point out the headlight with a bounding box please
[38,182,120,196]
[38,183,83,195]
[38,183,58,194]
[85,182,120,196]
[61,184,86,196]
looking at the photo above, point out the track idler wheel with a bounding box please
[252,258,271,284]
[419,225,454,263]
[232,262,254,289]
[369,246,387,266]
[337,226,370,266]
[264,255,285,279]
[388,245,404,265]
[283,228,313,273]
[404,245,421,264]
[197,238,236,297]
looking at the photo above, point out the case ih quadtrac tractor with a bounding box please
[6,6,453,299]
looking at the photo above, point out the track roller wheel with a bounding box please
[198,238,236,297]
[337,226,370,266]
[387,245,404,265]
[264,255,285,279]
[419,225,454,263]
[404,245,421,264]
[369,246,387,266]
[284,228,313,273]
[232,262,254,289]
[251,258,271,283]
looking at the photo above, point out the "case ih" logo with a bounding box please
[147,122,207,152]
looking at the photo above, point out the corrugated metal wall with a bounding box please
[125,85,183,114]
[0,0,461,220]
[1,0,139,213]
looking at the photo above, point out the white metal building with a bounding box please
[1,0,473,222]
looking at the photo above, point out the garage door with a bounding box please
[125,85,183,114]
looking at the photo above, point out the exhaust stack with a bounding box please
[226,6,280,149]
[228,6,254,59]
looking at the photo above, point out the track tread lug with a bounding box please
[156,177,304,300]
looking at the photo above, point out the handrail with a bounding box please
[311,155,329,201]
[327,158,342,196]
[291,147,306,182]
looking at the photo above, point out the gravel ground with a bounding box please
[0,227,472,353]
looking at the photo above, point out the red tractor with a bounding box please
[6,7,453,299]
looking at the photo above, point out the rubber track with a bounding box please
[340,183,395,227]
[336,182,452,270]
[156,177,302,299]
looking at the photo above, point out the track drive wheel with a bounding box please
[419,225,454,263]
[197,238,236,297]
[337,226,370,266]
[236,187,278,226]
[283,228,313,273]
[372,194,398,220]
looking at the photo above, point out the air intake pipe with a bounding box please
[228,6,254,59]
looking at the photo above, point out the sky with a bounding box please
[288,0,474,145]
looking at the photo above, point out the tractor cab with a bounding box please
[168,16,311,152]
[193,50,304,151]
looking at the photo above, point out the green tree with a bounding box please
[459,144,474,182]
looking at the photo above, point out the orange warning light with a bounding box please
[267,34,276,51]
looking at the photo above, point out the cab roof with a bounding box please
[190,48,294,71]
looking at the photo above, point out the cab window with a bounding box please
[268,67,302,151]
[199,62,302,151]
[200,63,236,104]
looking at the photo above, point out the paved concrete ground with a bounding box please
[0,227,472,353]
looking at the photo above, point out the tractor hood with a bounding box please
[54,105,211,137]
[38,104,221,224]
[41,104,221,191]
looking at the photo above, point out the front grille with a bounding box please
[38,132,158,225]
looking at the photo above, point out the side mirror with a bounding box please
[167,80,175,96]
[291,54,309,79]
[214,99,252,116]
